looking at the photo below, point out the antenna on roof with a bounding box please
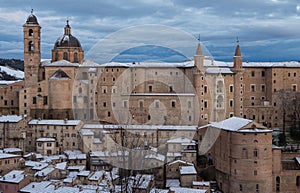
[198,34,201,42]
[236,37,239,44]
[31,8,33,14]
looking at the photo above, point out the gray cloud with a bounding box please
[0,0,300,61]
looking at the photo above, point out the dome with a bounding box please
[26,14,39,25]
[54,34,82,48]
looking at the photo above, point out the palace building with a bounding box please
[0,12,300,128]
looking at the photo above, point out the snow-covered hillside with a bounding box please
[0,66,24,79]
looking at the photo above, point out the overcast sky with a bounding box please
[1,0,300,62]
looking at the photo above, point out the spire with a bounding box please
[64,20,71,35]
[235,37,241,57]
[196,34,203,56]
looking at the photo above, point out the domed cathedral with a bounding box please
[19,11,83,120]
[51,20,84,63]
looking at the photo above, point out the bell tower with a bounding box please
[23,9,41,87]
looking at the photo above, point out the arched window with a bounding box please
[217,80,224,93]
[276,176,280,192]
[29,29,33,36]
[28,41,34,51]
[217,95,224,108]
[74,53,78,63]
[37,87,42,92]
[63,52,68,60]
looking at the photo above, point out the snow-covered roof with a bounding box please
[82,124,197,131]
[167,137,196,145]
[179,165,197,175]
[80,129,94,136]
[0,170,24,183]
[0,115,24,123]
[89,150,129,157]
[145,153,165,162]
[28,119,81,126]
[192,181,210,186]
[169,187,207,193]
[88,170,105,181]
[78,170,90,177]
[64,149,82,155]
[55,162,67,170]
[41,59,79,67]
[67,165,85,171]
[166,179,180,188]
[99,61,195,68]
[3,147,22,153]
[166,159,193,166]
[36,138,55,142]
[167,152,182,157]
[243,61,300,68]
[207,116,272,133]
[25,161,48,170]
[0,153,20,159]
[20,181,54,193]
[68,153,86,160]
[34,167,55,177]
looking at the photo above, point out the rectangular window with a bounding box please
[4,100,7,106]
[229,85,234,93]
[230,100,234,107]
[43,96,48,105]
[103,102,107,107]
[292,84,297,92]
[188,101,192,108]
[261,84,265,92]
[123,100,128,108]
[32,97,36,104]
[251,71,255,77]
[83,96,88,103]
[204,86,208,93]
[169,85,174,92]
[155,101,160,108]
[73,96,77,103]
[11,100,14,106]
[171,101,176,108]
[261,71,265,77]
[204,101,208,108]
[251,84,255,92]
[149,85,153,92]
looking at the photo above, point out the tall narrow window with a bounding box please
[29,29,33,36]
[63,52,68,60]
[55,52,58,61]
[296,176,300,186]
[149,85,153,92]
[256,184,259,193]
[28,41,34,51]
[74,53,78,62]
[276,176,280,192]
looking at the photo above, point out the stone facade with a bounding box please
[199,117,273,193]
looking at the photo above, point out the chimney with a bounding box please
[32,184,35,188]
[13,174,16,178]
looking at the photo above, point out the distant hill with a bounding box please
[0,58,24,80]
[0,58,24,71]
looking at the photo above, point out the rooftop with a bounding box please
[0,115,24,123]
[179,165,197,175]
[0,170,25,183]
[28,119,81,126]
